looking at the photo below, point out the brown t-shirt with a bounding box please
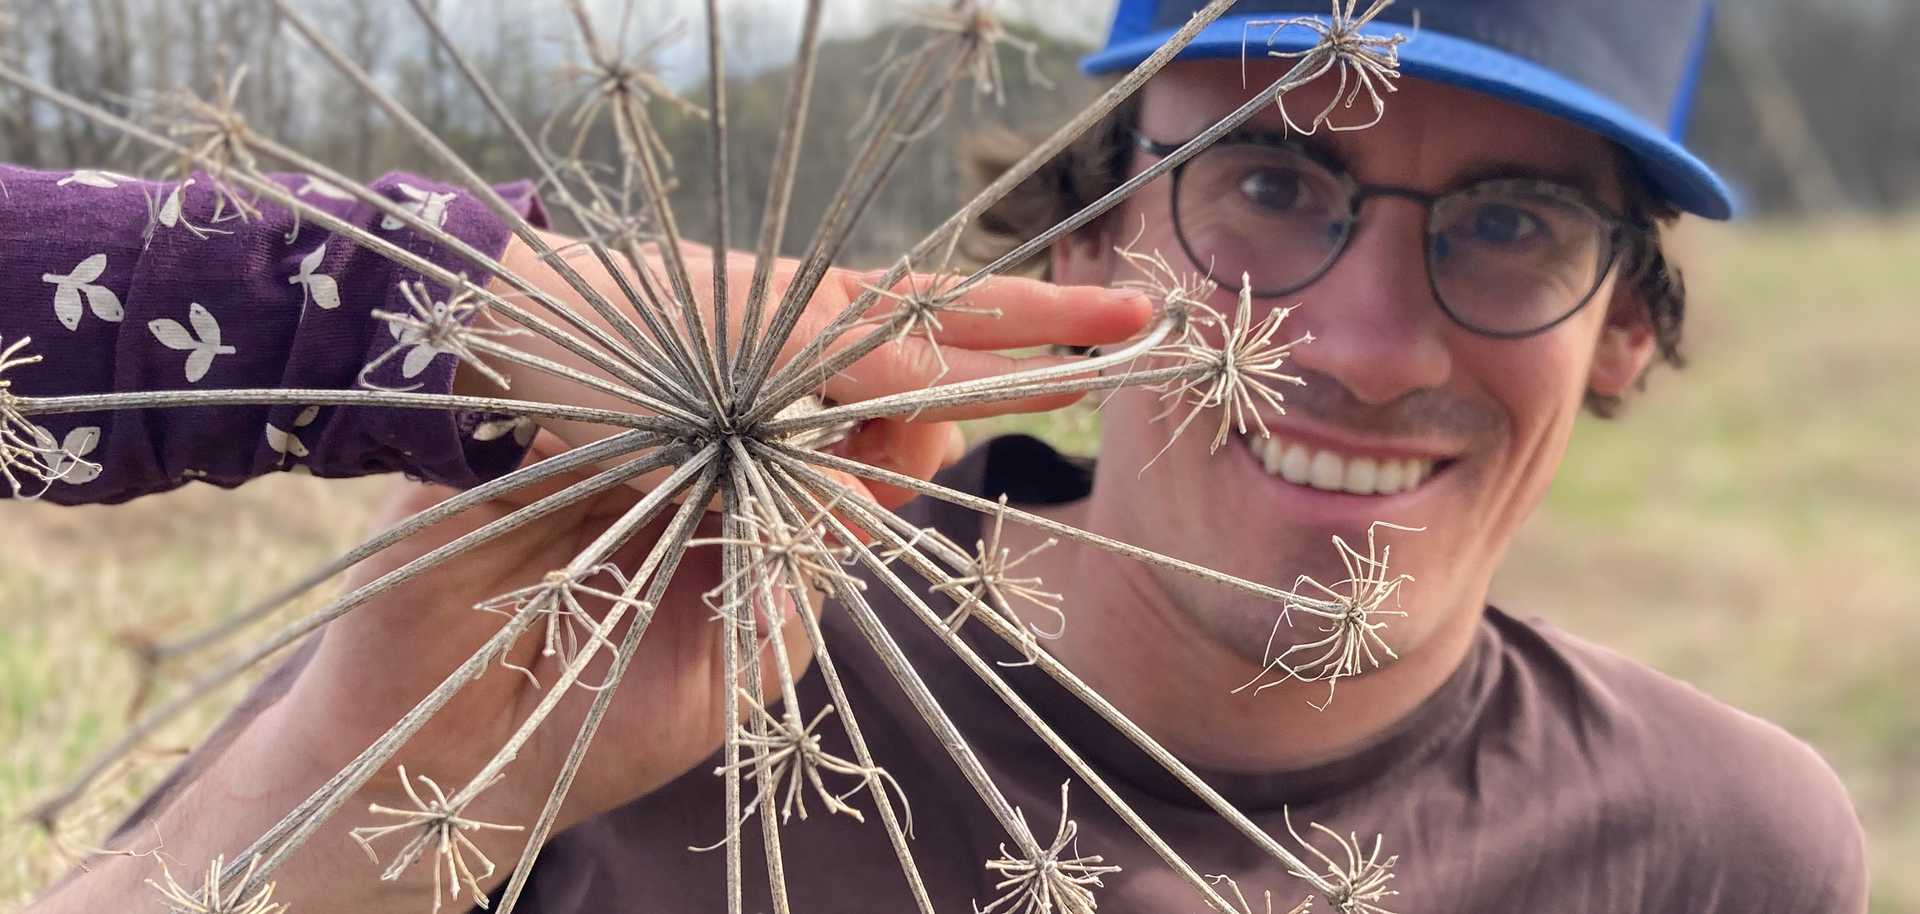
[512,435,1868,913]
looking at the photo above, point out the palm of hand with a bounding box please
[294,435,821,827]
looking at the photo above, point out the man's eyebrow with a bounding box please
[1450,159,1614,204]
[1208,128,1622,208]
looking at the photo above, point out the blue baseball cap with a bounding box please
[1083,0,1736,220]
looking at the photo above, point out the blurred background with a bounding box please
[1,0,1915,909]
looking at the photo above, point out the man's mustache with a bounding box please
[1276,368,1505,443]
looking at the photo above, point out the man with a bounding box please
[30,0,1866,912]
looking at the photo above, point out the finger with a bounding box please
[849,271,1152,351]
[943,425,968,467]
[830,418,952,507]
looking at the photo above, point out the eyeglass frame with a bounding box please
[1133,128,1652,340]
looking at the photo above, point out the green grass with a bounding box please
[4,218,1916,910]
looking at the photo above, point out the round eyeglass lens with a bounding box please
[1173,142,1352,295]
[1427,182,1613,335]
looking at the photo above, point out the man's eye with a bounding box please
[1470,204,1546,244]
[1237,168,1309,213]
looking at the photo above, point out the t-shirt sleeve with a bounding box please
[1671,722,1869,913]
[1523,618,1871,913]
[0,164,547,505]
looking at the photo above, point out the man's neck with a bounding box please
[1002,499,1485,774]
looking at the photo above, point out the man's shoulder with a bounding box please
[1480,609,1868,912]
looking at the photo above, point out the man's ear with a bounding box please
[1588,285,1658,399]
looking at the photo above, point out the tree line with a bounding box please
[1,0,1909,253]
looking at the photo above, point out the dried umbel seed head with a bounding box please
[977,782,1122,914]
[349,768,524,914]
[144,64,264,223]
[1250,0,1408,135]
[146,853,288,914]
[0,335,97,498]
[3,1,1422,911]
[698,690,912,846]
[1282,808,1399,914]
[1144,276,1313,468]
[362,282,520,392]
[1236,522,1422,710]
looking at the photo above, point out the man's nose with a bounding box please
[1283,205,1453,406]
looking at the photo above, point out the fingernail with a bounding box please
[1097,287,1149,306]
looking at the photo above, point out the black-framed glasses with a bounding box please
[1136,130,1644,339]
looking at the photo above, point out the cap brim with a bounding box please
[1083,16,1736,220]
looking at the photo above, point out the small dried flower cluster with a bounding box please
[1146,277,1313,465]
[474,564,645,689]
[0,335,95,497]
[705,691,910,836]
[1251,0,1408,135]
[363,282,521,392]
[1237,522,1421,710]
[349,768,524,914]
[924,495,1066,664]
[142,61,264,226]
[1282,809,1399,914]
[146,853,287,914]
[976,783,1121,914]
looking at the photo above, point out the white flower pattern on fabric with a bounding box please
[44,425,102,485]
[265,405,321,467]
[143,178,233,246]
[42,253,125,330]
[148,302,237,383]
[296,176,355,201]
[290,244,341,311]
[472,416,536,447]
[380,183,456,231]
[56,169,130,189]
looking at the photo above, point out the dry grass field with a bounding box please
[2,217,1915,911]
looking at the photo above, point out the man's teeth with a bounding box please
[1250,435,1434,495]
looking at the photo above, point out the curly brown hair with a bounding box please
[962,91,1689,418]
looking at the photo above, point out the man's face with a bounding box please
[1054,60,1656,672]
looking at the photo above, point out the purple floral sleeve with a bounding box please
[0,165,547,505]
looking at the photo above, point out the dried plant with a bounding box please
[360,281,523,392]
[350,767,525,914]
[857,1,1052,141]
[146,853,287,914]
[1236,522,1421,710]
[1247,0,1408,135]
[140,59,264,226]
[976,782,1120,914]
[472,564,641,689]
[1146,277,1313,466]
[702,690,911,837]
[0,335,94,498]
[1201,873,1314,914]
[1281,808,1399,914]
[857,248,1006,387]
[0,1,1426,912]
[926,494,1066,664]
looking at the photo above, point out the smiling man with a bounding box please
[24,1,1868,913]
[937,0,1868,910]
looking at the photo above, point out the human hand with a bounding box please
[479,231,1152,507]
